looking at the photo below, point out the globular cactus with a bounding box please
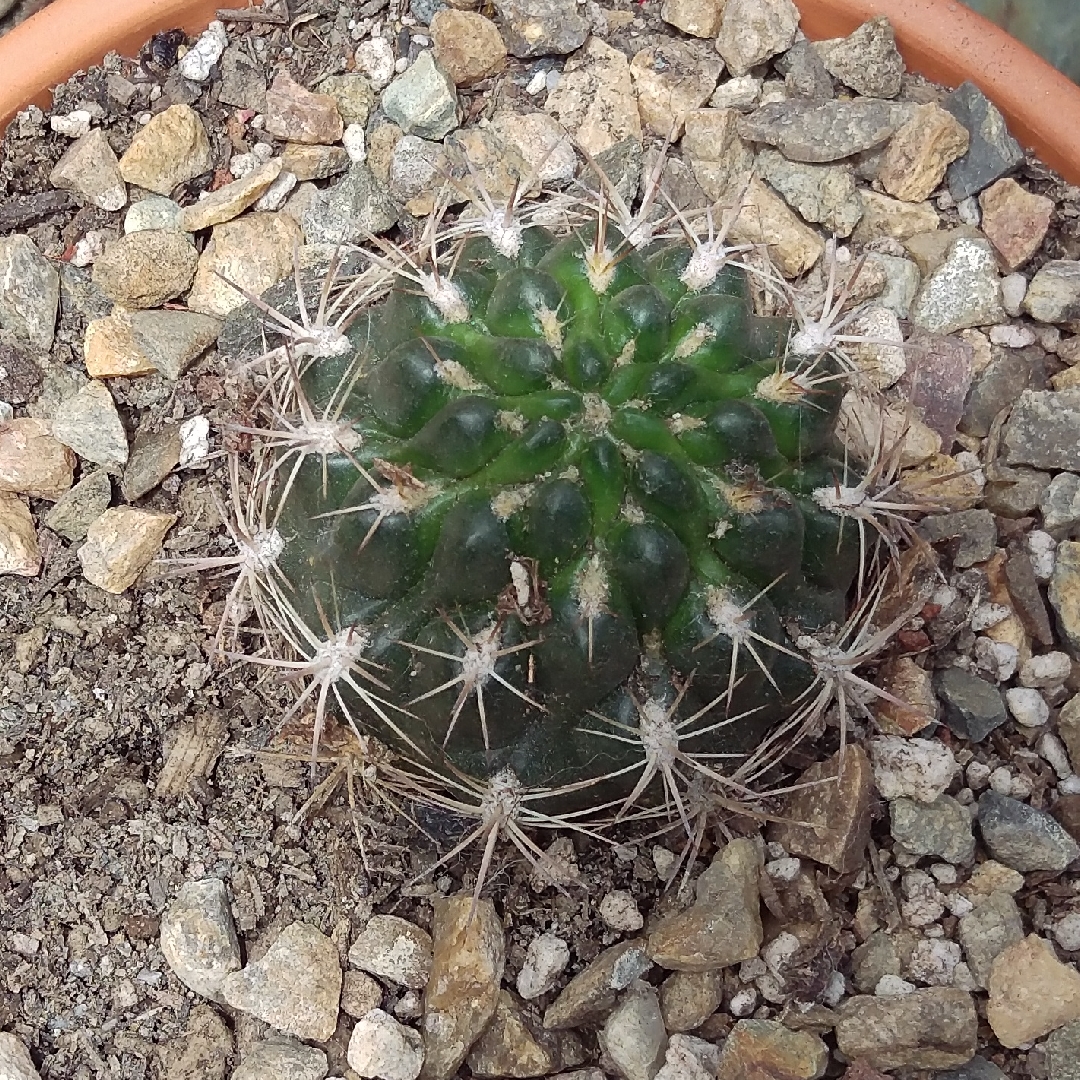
[207,172,905,860]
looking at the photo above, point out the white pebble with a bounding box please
[516,933,569,1000]
[1001,272,1027,316]
[966,760,991,790]
[875,974,917,996]
[739,957,767,982]
[71,229,111,267]
[971,602,1012,632]
[908,938,961,986]
[1040,732,1074,779]
[762,932,800,977]
[1005,686,1050,728]
[355,37,396,90]
[525,69,548,95]
[343,124,367,163]
[229,152,258,179]
[599,890,643,933]
[179,416,210,467]
[822,970,846,1007]
[1053,912,1080,952]
[255,170,298,212]
[974,637,1018,682]
[50,109,93,137]
[394,56,409,73]
[989,766,1014,795]
[946,893,974,917]
[545,69,561,92]
[1009,773,1033,799]
[1020,652,1072,688]
[1062,775,1080,794]
[870,736,958,804]
[1028,530,1057,581]
[765,857,801,882]
[728,987,758,1016]
[652,845,677,882]
[989,324,1036,349]
[178,22,228,82]
[956,196,980,225]
[347,1009,423,1080]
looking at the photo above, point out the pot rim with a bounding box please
[1,0,1079,183]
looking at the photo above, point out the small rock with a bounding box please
[468,990,574,1078]
[869,735,957,803]
[124,194,183,233]
[222,921,341,1042]
[0,340,42,405]
[92,230,198,309]
[355,38,397,91]
[1004,686,1049,728]
[178,159,283,232]
[544,940,652,1030]
[421,895,505,1080]
[935,667,1007,742]
[545,37,642,157]
[834,988,977,1070]
[715,0,799,77]
[1025,260,1080,323]
[281,143,350,183]
[988,935,1080,1047]
[44,469,111,542]
[317,73,375,128]
[301,164,398,246]
[890,796,975,865]
[878,104,969,203]
[187,212,303,317]
[160,1003,232,1080]
[118,104,213,196]
[51,379,127,468]
[942,81,1025,201]
[910,236,1004,334]
[935,1059,1009,1080]
[1001,272,1028,315]
[0,1033,41,1080]
[349,1009,424,1080]
[816,16,902,99]
[629,41,721,139]
[495,0,589,57]
[708,75,762,112]
[1019,650,1072,688]
[122,424,182,501]
[49,128,126,211]
[775,37,833,101]
[218,44,267,111]
[430,10,506,87]
[0,417,75,500]
[178,21,227,82]
[264,71,344,145]
[728,175,823,278]
[0,492,40,577]
[898,327,973,444]
[979,178,1053,270]
[906,225,985,277]
[489,112,576,186]
[715,1019,826,1079]
[160,878,241,1001]
[659,970,723,1033]
[851,932,901,994]
[85,308,221,381]
[232,1037,329,1080]
[1047,1021,1080,1080]
[757,149,862,237]
[960,346,1036,438]
[598,982,667,1080]
[1042,472,1080,537]
[646,838,762,972]
[768,745,872,872]
[388,135,450,215]
[79,506,176,593]
[874,656,938,735]
[1051,541,1080,654]
[957,889,1024,989]
[0,234,60,351]
[738,98,908,164]
[517,933,571,1000]
[978,789,1080,871]
[852,189,939,243]
[381,52,458,140]
[1004,389,1080,471]
[600,891,643,933]
[349,915,433,989]
[683,108,754,204]
[660,0,724,39]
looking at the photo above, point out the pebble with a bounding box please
[43,469,110,542]
[1047,1021,1080,1080]
[599,891,643,933]
[708,75,762,112]
[52,378,127,467]
[355,37,396,91]
[187,212,303,316]
[714,1018,827,1079]
[517,932,570,1000]
[659,969,723,1033]
[728,175,823,278]
[301,163,398,246]
[817,16,903,98]
[544,939,652,1030]
[1004,686,1050,728]
[942,81,1025,201]
[1051,541,1080,654]
[545,37,642,157]
[117,104,213,196]
[715,0,799,77]
[48,128,126,212]
[660,0,724,39]
[757,149,863,237]
[834,988,977,1070]
[92,230,199,309]
[978,789,1080,871]
[775,38,833,101]
[1019,650,1072,688]
[978,177,1053,270]
[122,424,182,501]
[901,868,947,926]
[178,159,282,231]
[878,103,970,203]
[934,666,1007,742]
[988,323,1035,349]
[869,735,957,803]
[50,109,92,138]
[430,10,506,87]
[124,194,182,233]
[910,236,1004,334]
[738,98,908,164]
[890,795,974,864]
[468,990,578,1077]
[421,895,505,1080]
[1004,388,1080,471]
[1025,260,1080,323]
[381,52,458,140]
[348,1009,424,1080]
[264,71,344,146]
[0,1033,41,1080]
[0,417,75,500]
[656,1035,718,1080]
[218,43,267,111]
[907,938,962,987]
[629,41,721,140]
[683,108,754,204]
[233,1037,329,1080]
[853,189,940,243]
[178,21,228,82]
[988,935,1080,1047]
[1053,913,1080,953]
[85,308,221,381]
[341,970,384,1019]
[0,234,59,351]
[78,505,176,592]
[1031,529,1059,581]
[1042,472,1080,536]
[495,0,589,57]
[388,134,449,214]
[906,225,982,278]
[598,981,667,1080]
[769,745,872,872]
[489,112,577,185]
[860,252,919,318]
[957,889,1024,989]
[159,878,241,1001]
[646,837,762,972]
[0,492,40,577]
[349,915,433,989]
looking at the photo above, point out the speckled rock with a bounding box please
[517,933,571,1000]
[979,178,1053,270]
[910,236,1004,334]
[0,234,59,350]
[264,71,344,145]
[714,1019,828,1080]
[51,380,128,468]
[629,41,722,139]
[232,1037,329,1080]
[495,0,589,58]
[489,111,577,185]
[728,175,823,278]
[852,189,939,243]
[118,104,213,196]
[978,790,1080,872]
[179,159,282,231]
[942,81,1024,201]
[382,52,458,140]
[987,935,1080,1047]
[301,163,398,246]
[890,796,975,865]
[1024,260,1080,323]
[757,149,863,237]
[715,0,799,77]
[79,506,176,592]
[598,981,667,1080]
[84,308,221,380]
[660,0,724,39]
[659,970,723,1033]
[1004,390,1080,471]
[159,878,242,1002]
[958,890,1024,989]
[0,418,75,500]
[49,128,126,211]
[350,915,433,989]
[878,103,970,203]
[43,469,111,542]
[92,230,198,309]
[816,16,903,98]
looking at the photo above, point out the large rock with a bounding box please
[977,790,1080,872]
[78,507,176,592]
[629,41,722,139]
[544,940,652,1030]
[816,15,903,98]
[0,417,75,500]
[48,128,127,211]
[987,935,1080,1047]
[381,52,458,140]
[714,1019,828,1080]
[727,176,823,278]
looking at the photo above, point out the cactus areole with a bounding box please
[222,210,868,810]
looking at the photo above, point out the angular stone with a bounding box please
[715,1019,828,1080]
[118,104,213,196]
[218,43,266,111]
[728,175,823,278]
[978,790,1080,871]
[768,745,872,873]
[43,469,111,543]
[1004,390,1080,471]
[90,309,220,381]
[988,935,1080,1047]
[738,99,908,163]
[0,492,40,577]
[160,1003,232,1080]
[958,890,1024,989]
[92,230,198,309]
[919,508,997,570]
[934,667,1006,742]
[873,658,938,735]
[78,506,176,592]
[388,135,450,215]
[232,1037,327,1080]
[816,16,902,99]
[544,940,652,1030]
[0,417,75,500]
[301,163,398,246]
[0,1033,41,1080]
[49,128,126,211]
[684,108,754,203]
[382,52,458,141]
[431,10,507,87]
[879,104,970,203]
[349,1009,424,1080]
[899,327,973,444]
[516,933,570,1002]
[495,0,589,58]
[715,0,799,77]
[942,81,1025,201]
[160,878,242,1002]
[1047,1021,1080,1080]
[51,379,127,468]
[124,194,182,234]
[630,41,722,139]
[757,149,862,237]
[264,71,343,145]
[647,838,762,972]
[834,988,978,1070]
[660,0,724,39]
[545,37,642,157]
[598,982,667,1080]
[852,189,939,243]
[468,990,571,1078]
[0,234,59,351]
[490,112,577,186]
[0,339,42,405]
[910,237,1004,335]
[659,969,723,1033]
[1025,260,1080,323]
[960,346,1035,438]
[980,178,1053,270]
[122,424,182,500]
[341,970,383,1019]
[350,915,433,989]
[179,159,282,232]
[775,38,833,101]
[280,143,350,182]
[890,796,974,865]
[420,895,505,1080]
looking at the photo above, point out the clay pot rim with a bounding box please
[0,0,1079,183]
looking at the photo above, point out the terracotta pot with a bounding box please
[1,0,1080,183]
